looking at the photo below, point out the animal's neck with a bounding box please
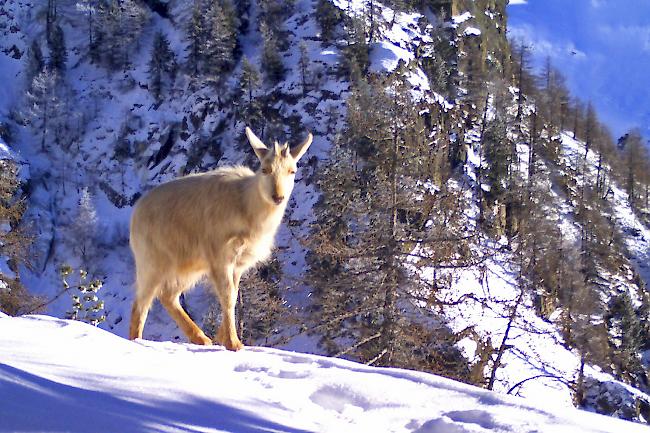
[245,174,287,229]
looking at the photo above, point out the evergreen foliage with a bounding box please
[185,0,238,77]
[298,41,310,96]
[260,21,284,82]
[186,0,205,75]
[238,57,263,127]
[25,40,44,84]
[343,17,370,81]
[240,56,261,105]
[48,24,67,72]
[204,0,237,76]
[315,0,342,43]
[92,0,148,70]
[148,31,177,103]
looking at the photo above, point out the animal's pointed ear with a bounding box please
[246,127,268,160]
[291,132,313,161]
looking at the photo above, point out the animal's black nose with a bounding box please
[272,194,284,204]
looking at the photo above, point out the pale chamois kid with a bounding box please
[129,127,313,350]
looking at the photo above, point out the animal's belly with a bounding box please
[178,258,209,275]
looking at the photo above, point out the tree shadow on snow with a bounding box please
[0,363,314,433]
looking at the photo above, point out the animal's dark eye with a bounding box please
[262,168,271,175]
[288,169,296,175]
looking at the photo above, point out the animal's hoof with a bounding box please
[225,340,244,351]
[191,335,213,346]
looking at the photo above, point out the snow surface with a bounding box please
[463,27,482,37]
[453,12,473,25]
[1,313,648,433]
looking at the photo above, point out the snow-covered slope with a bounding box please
[1,312,647,433]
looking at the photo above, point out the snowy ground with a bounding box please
[1,313,648,433]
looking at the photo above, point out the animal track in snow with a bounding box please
[411,417,469,433]
[233,363,310,379]
[410,410,502,433]
[445,410,498,430]
[309,384,371,413]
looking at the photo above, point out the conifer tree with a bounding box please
[94,0,148,70]
[298,41,309,95]
[513,40,532,120]
[365,0,378,43]
[26,69,61,151]
[220,0,240,37]
[45,0,58,43]
[315,0,342,43]
[237,259,287,345]
[204,0,237,76]
[48,23,67,72]
[148,31,177,103]
[620,129,646,208]
[78,0,97,48]
[572,99,584,140]
[69,187,98,266]
[260,21,284,82]
[186,0,206,75]
[240,56,260,105]
[25,40,44,84]
[584,102,597,157]
[608,292,643,379]
[344,17,369,81]
[258,0,291,32]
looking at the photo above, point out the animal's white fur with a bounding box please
[129,127,312,350]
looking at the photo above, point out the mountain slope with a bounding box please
[1,312,648,433]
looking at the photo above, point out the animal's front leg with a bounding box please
[211,266,244,351]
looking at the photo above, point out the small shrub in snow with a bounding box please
[62,265,105,326]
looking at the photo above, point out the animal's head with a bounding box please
[245,127,313,206]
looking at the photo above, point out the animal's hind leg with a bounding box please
[129,270,160,340]
[159,282,212,346]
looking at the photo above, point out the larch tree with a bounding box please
[308,74,473,377]
[68,187,99,267]
[0,159,40,316]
